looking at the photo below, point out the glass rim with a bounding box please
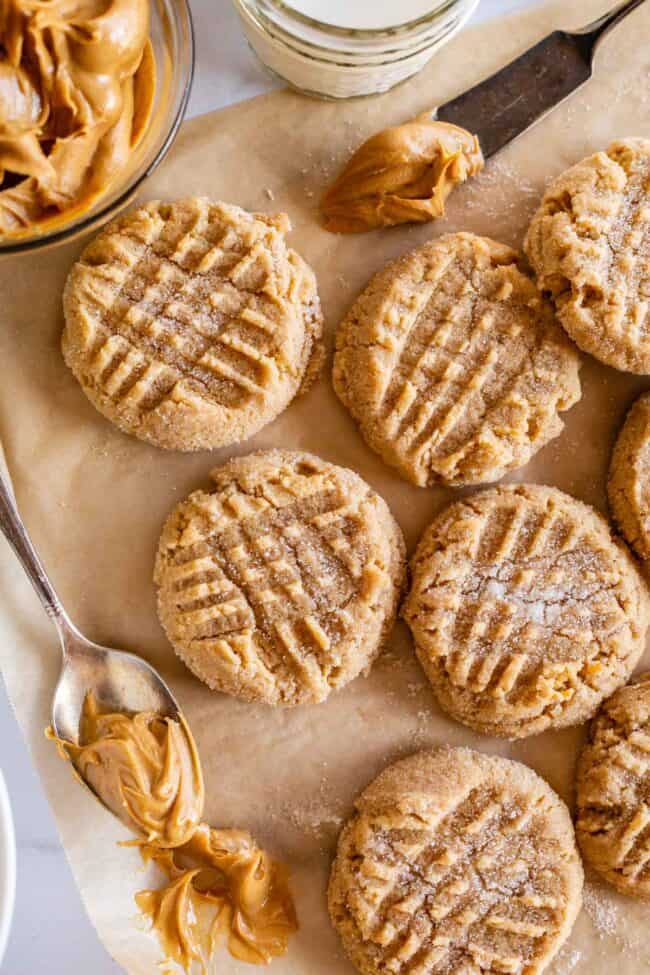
[240,0,473,66]
[0,0,196,257]
[242,0,471,40]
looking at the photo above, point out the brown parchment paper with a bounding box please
[1,1,650,972]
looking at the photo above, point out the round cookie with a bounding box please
[608,392,650,560]
[333,232,581,488]
[525,138,650,374]
[62,198,323,450]
[576,672,650,900]
[329,747,583,975]
[154,449,406,706]
[402,484,649,739]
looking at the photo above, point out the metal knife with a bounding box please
[436,0,647,158]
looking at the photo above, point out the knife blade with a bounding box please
[436,0,647,159]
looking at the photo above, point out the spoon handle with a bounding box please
[0,460,68,631]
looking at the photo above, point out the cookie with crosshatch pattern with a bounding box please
[328,747,583,975]
[402,484,649,739]
[154,449,406,706]
[62,198,323,450]
[525,139,650,374]
[576,671,650,900]
[333,232,581,488]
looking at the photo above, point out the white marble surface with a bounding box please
[0,0,541,971]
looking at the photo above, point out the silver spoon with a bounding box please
[0,456,179,743]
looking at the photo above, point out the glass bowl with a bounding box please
[0,0,195,257]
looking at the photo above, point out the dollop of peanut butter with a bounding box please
[321,115,484,233]
[49,695,298,973]
[137,825,298,972]
[0,0,155,238]
[50,693,204,847]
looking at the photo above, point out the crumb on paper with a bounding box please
[552,948,582,975]
[264,187,275,201]
[285,794,344,840]
[582,882,619,938]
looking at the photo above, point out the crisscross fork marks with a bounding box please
[334,233,580,487]
[350,789,561,975]
[403,484,649,738]
[169,488,360,687]
[329,750,582,975]
[585,146,650,345]
[155,450,405,705]
[90,215,281,410]
[63,200,324,451]
[525,139,650,373]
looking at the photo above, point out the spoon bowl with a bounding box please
[52,625,179,744]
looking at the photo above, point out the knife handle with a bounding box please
[575,0,647,52]
[435,0,647,159]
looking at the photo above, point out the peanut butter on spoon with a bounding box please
[49,694,297,973]
[321,115,484,233]
[50,692,204,847]
[0,0,155,238]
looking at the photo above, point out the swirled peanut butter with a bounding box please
[322,115,484,233]
[50,693,204,847]
[137,825,298,972]
[0,0,155,238]
[49,695,298,973]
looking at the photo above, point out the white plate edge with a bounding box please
[0,768,16,965]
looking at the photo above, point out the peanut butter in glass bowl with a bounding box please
[0,0,194,254]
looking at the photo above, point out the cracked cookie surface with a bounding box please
[154,449,406,706]
[333,232,581,488]
[329,747,583,975]
[525,139,650,374]
[576,672,650,900]
[402,484,649,739]
[608,391,650,561]
[62,198,323,450]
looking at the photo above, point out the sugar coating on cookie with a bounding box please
[402,484,649,739]
[154,449,406,706]
[525,139,650,374]
[608,391,650,560]
[576,672,650,900]
[62,198,323,450]
[333,232,581,488]
[329,747,583,975]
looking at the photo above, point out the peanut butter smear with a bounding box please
[137,825,298,972]
[321,116,484,233]
[0,0,155,238]
[48,695,298,973]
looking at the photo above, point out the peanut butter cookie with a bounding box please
[576,672,650,900]
[402,484,649,739]
[333,233,581,488]
[154,449,406,706]
[608,392,650,560]
[62,198,323,450]
[525,139,650,374]
[329,747,583,975]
